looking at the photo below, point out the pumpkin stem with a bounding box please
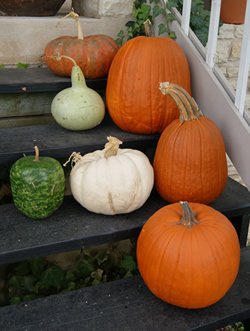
[63,152,82,168]
[144,19,155,37]
[56,9,83,40]
[177,201,200,228]
[104,136,123,159]
[34,146,39,162]
[159,82,203,124]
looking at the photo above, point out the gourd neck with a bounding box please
[177,201,200,228]
[159,82,203,124]
[104,136,123,158]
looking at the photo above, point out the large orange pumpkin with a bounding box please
[137,201,240,309]
[44,11,119,78]
[106,22,191,134]
[153,82,228,204]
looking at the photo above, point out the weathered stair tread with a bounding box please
[0,247,249,331]
[0,118,160,164]
[0,178,250,265]
[0,67,107,93]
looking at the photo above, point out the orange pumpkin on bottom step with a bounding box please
[136,201,240,309]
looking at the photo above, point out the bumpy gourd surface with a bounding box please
[10,156,65,219]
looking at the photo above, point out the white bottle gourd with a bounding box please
[51,55,105,130]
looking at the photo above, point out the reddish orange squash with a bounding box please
[137,201,240,309]
[44,11,119,78]
[153,82,228,204]
[106,22,191,134]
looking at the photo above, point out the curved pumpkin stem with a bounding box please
[104,136,123,159]
[159,82,203,124]
[57,9,83,40]
[177,201,200,228]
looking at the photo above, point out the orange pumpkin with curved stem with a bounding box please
[44,10,119,78]
[153,82,228,204]
[137,201,240,309]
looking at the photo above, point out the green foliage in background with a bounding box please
[116,0,221,47]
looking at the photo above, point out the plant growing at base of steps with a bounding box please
[5,240,139,306]
[116,0,220,47]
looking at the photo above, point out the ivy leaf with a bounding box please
[40,265,65,289]
[152,5,165,19]
[8,275,23,290]
[120,255,137,272]
[29,257,47,278]
[168,31,177,39]
[166,12,176,23]
[117,30,125,39]
[158,23,170,36]
[23,275,36,292]
[77,261,95,279]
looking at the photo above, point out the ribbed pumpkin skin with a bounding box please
[153,116,228,204]
[44,35,119,78]
[137,202,240,309]
[106,36,191,134]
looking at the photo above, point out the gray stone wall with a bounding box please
[215,24,250,116]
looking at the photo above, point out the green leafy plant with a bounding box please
[116,0,176,46]
[176,0,222,46]
[6,240,139,305]
[116,0,219,47]
[17,62,29,68]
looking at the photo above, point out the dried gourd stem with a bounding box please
[177,201,200,228]
[63,152,82,168]
[159,82,203,124]
[144,19,155,37]
[56,9,83,40]
[104,136,123,159]
[47,53,77,67]
[34,146,39,162]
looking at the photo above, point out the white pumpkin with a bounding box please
[65,136,154,215]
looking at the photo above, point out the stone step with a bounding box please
[0,0,130,66]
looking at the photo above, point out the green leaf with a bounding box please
[117,30,125,39]
[17,62,29,68]
[152,5,165,19]
[120,255,137,272]
[0,64,4,69]
[23,276,36,292]
[40,265,65,289]
[8,275,23,290]
[166,13,176,23]
[158,23,169,36]
[29,257,47,278]
[168,31,177,39]
[77,261,95,279]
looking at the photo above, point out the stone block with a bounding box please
[99,0,134,17]
[215,40,232,63]
[231,40,242,60]
[218,24,235,39]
